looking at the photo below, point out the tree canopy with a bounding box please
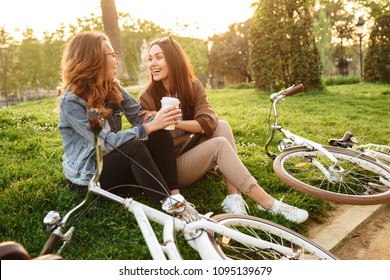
[1,0,389,104]
[0,13,208,103]
[249,0,322,91]
[208,20,251,85]
[364,13,390,82]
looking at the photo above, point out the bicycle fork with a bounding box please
[123,198,187,260]
[278,127,345,183]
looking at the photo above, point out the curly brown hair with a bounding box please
[59,31,122,117]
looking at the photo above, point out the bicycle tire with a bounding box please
[273,146,390,204]
[208,214,337,260]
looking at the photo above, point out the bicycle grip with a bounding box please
[87,108,103,134]
[285,84,304,96]
[39,233,60,256]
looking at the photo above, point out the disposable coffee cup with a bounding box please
[161,97,180,130]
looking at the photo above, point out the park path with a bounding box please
[306,202,390,260]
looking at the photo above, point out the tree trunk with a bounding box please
[100,0,129,81]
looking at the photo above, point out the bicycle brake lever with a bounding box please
[57,227,75,254]
[270,92,285,102]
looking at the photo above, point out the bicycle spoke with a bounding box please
[274,147,390,204]
[209,215,336,260]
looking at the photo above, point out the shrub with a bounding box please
[322,75,360,86]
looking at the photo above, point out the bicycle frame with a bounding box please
[265,85,343,182]
[358,144,390,167]
[86,181,294,259]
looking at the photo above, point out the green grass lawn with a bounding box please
[0,82,389,259]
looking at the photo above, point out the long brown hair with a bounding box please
[59,31,122,117]
[145,37,196,113]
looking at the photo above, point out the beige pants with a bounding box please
[176,120,257,193]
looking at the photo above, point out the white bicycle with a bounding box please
[37,109,337,260]
[265,84,390,205]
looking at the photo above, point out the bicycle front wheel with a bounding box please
[208,214,337,260]
[273,146,390,204]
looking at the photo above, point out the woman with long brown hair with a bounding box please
[139,37,308,223]
[58,31,197,217]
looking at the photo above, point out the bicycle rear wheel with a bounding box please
[273,146,390,204]
[208,214,337,260]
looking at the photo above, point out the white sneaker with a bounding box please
[258,199,308,224]
[162,194,200,222]
[221,194,249,215]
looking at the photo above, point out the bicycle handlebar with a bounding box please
[39,109,104,256]
[270,84,304,102]
[285,84,304,97]
[265,84,304,159]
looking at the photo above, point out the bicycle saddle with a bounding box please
[0,241,62,260]
[328,131,357,148]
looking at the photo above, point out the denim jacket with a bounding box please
[59,86,148,186]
